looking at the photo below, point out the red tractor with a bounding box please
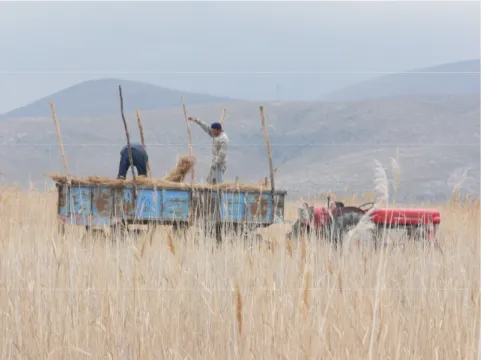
[286,198,441,248]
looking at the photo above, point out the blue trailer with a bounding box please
[56,182,287,242]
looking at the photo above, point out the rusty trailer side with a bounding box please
[56,183,286,228]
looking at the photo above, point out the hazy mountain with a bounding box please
[1,78,237,119]
[0,95,479,202]
[324,59,480,102]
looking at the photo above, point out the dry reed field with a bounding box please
[0,186,479,359]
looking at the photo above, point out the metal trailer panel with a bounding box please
[135,188,161,219]
[161,189,191,221]
[57,185,69,216]
[56,184,286,226]
[220,192,245,222]
[245,193,272,223]
[191,190,220,223]
[70,187,91,225]
[89,186,114,226]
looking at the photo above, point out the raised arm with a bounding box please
[188,117,213,137]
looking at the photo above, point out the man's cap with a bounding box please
[211,122,222,130]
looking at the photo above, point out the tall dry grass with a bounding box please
[0,187,479,359]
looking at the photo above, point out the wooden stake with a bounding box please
[220,108,227,127]
[259,106,275,223]
[181,96,194,185]
[119,85,137,198]
[136,109,151,178]
[50,102,69,179]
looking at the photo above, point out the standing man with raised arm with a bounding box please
[188,116,229,184]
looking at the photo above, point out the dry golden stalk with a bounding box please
[234,282,243,335]
[300,232,307,271]
[167,230,176,256]
[438,245,444,256]
[149,227,155,247]
[286,238,293,258]
[259,106,276,223]
[246,253,253,270]
[220,108,227,127]
[376,303,385,345]
[181,96,195,185]
[303,271,311,314]
[338,270,342,294]
[471,284,479,305]
[328,258,333,276]
[136,109,151,178]
[118,86,137,197]
[140,235,149,258]
[49,102,69,180]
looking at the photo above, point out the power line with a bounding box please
[0,70,480,75]
[0,143,479,147]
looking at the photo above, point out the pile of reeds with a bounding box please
[48,174,272,192]
[163,155,196,182]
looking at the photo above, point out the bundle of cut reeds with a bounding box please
[48,173,270,192]
[163,155,196,183]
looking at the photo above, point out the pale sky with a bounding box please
[0,0,480,113]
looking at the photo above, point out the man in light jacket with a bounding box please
[188,117,229,184]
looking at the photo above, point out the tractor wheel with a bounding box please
[372,225,390,250]
[330,211,365,249]
[286,219,311,242]
[326,221,342,249]
[406,225,440,250]
[407,225,429,242]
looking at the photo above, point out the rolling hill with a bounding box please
[0,59,479,201]
[324,59,480,102]
[1,78,237,119]
[0,95,479,202]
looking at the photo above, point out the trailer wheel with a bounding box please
[110,222,132,243]
[240,225,257,241]
[215,223,222,245]
[372,225,391,250]
[406,225,440,250]
[405,225,431,247]
[82,226,98,243]
[83,226,111,242]
[110,224,122,244]
[57,221,65,235]
[172,222,188,241]
[241,227,264,248]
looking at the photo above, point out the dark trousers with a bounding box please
[117,147,148,179]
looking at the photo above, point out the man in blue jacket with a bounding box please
[117,143,148,180]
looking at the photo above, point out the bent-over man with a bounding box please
[117,143,149,180]
[188,117,229,184]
